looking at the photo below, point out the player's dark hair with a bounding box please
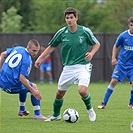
[64,7,78,17]
[128,17,133,23]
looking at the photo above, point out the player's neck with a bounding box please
[129,29,133,34]
[69,24,78,33]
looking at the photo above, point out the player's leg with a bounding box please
[78,84,96,122]
[18,92,29,116]
[0,83,30,117]
[77,64,96,122]
[98,78,118,109]
[39,63,45,84]
[40,70,44,84]
[30,83,46,119]
[98,64,126,109]
[128,71,133,108]
[46,71,53,84]
[45,90,66,122]
[45,66,74,122]
[128,85,133,108]
[54,90,66,116]
[46,62,53,84]
[78,85,92,109]
[0,80,30,117]
[18,82,45,119]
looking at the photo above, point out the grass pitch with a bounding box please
[0,82,133,133]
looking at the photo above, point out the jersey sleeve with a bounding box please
[83,27,99,46]
[115,33,124,47]
[48,27,65,47]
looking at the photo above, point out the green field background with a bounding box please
[0,82,133,133]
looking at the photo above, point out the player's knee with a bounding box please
[132,81,133,86]
[56,90,65,99]
[78,87,88,97]
[110,79,118,86]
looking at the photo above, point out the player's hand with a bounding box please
[32,89,42,100]
[85,52,93,62]
[34,58,41,68]
[111,58,118,66]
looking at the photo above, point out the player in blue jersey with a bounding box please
[98,17,133,109]
[0,47,1,66]
[0,39,46,119]
[39,45,53,85]
[35,7,100,122]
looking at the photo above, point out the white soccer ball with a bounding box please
[63,108,79,123]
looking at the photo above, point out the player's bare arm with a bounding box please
[111,45,118,65]
[19,74,42,100]
[35,46,55,68]
[0,51,7,69]
[85,42,100,62]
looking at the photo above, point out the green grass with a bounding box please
[0,82,133,133]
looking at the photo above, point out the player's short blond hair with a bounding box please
[27,39,40,48]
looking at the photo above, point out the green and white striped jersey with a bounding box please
[48,25,99,65]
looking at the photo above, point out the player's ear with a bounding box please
[76,16,78,21]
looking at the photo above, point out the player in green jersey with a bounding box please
[35,7,100,122]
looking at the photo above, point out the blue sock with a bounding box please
[129,90,133,104]
[19,93,27,111]
[34,109,40,115]
[31,95,40,115]
[103,88,113,105]
[49,78,53,82]
[40,78,44,83]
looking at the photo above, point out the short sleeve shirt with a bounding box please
[48,25,99,65]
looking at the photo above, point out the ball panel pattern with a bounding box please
[63,108,79,123]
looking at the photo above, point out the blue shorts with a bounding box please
[0,79,33,94]
[112,64,133,83]
[39,61,52,72]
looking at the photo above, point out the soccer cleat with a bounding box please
[87,108,96,122]
[97,103,106,109]
[34,114,46,120]
[18,110,30,117]
[44,114,61,122]
[128,104,133,109]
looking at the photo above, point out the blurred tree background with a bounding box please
[1,6,23,33]
[0,0,133,33]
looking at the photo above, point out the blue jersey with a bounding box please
[0,46,32,89]
[115,30,133,68]
[112,30,133,82]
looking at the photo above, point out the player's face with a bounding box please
[28,45,40,57]
[65,14,78,27]
[128,22,133,34]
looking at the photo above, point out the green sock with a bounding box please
[82,94,92,110]
[53,98,63,117]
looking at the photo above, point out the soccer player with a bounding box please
[35,7,100,122]
[0,47,1,68]
[0,39,46,119]
[98,17,133,109]
[39,45,53,85]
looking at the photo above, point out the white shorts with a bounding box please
[58,64,92,91]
